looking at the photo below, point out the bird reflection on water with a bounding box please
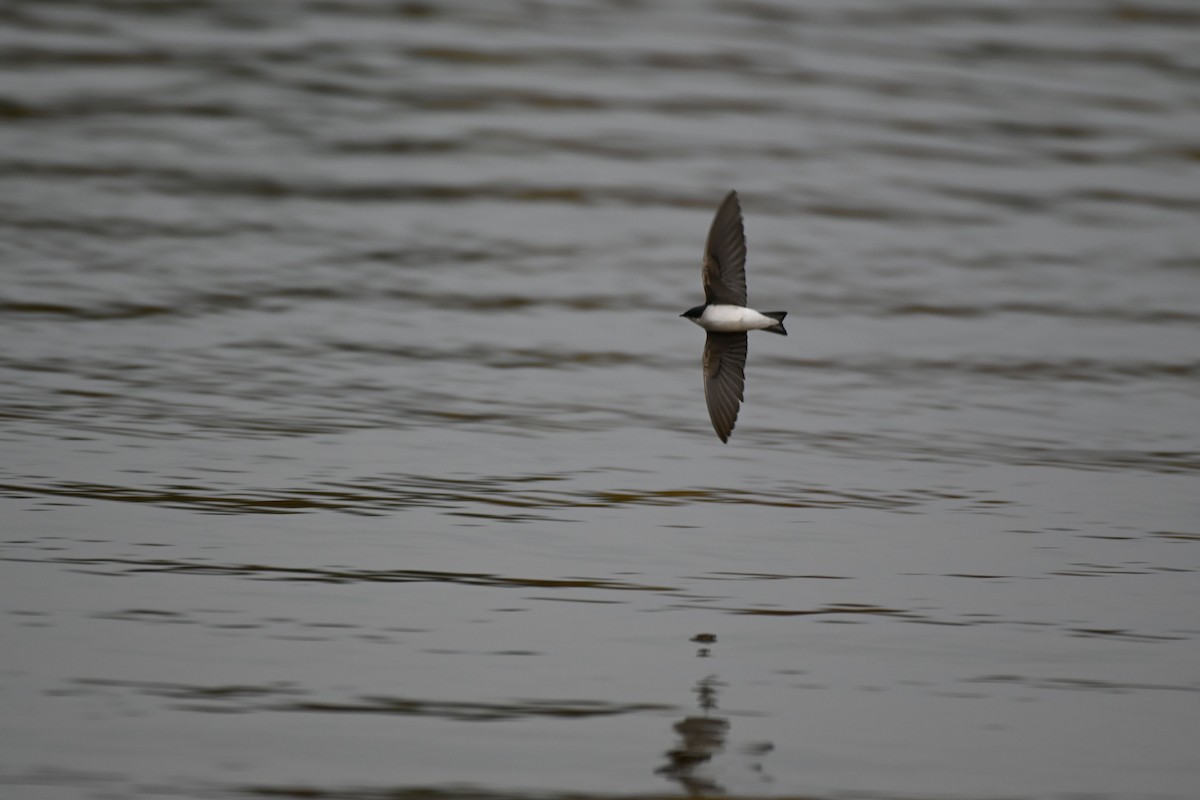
[657,674,731,796]
[658,631,777,796]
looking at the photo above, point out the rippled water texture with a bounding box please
[2,2,1199,799]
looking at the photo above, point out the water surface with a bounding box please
[2,2,1199,798]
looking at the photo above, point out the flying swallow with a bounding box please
[680,191,786,442]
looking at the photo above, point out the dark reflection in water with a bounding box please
[657,674,733,797]
[656,635,778,798]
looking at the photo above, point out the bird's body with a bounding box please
[683,304,786,334]
[680,190,787,443]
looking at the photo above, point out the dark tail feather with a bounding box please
[762,311,787,336]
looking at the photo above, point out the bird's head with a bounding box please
[680,304,707,321]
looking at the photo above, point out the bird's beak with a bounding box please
[679,312,687,317]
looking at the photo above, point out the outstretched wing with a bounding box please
[703,332,748,443]
[702,190,748,307]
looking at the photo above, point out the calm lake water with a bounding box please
[2,2,1199,799]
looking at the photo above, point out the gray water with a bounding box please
[2,2,1199,799]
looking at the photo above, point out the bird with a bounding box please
[680,190,786,443]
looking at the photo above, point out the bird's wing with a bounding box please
[703,332,748,443]
[702,190,748,307]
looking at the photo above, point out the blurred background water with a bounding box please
[2,1,1199,798]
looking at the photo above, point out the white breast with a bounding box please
[698,305,774,333]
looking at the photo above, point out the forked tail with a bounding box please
[762,311,787,336]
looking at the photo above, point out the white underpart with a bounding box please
[691,304,776,333]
